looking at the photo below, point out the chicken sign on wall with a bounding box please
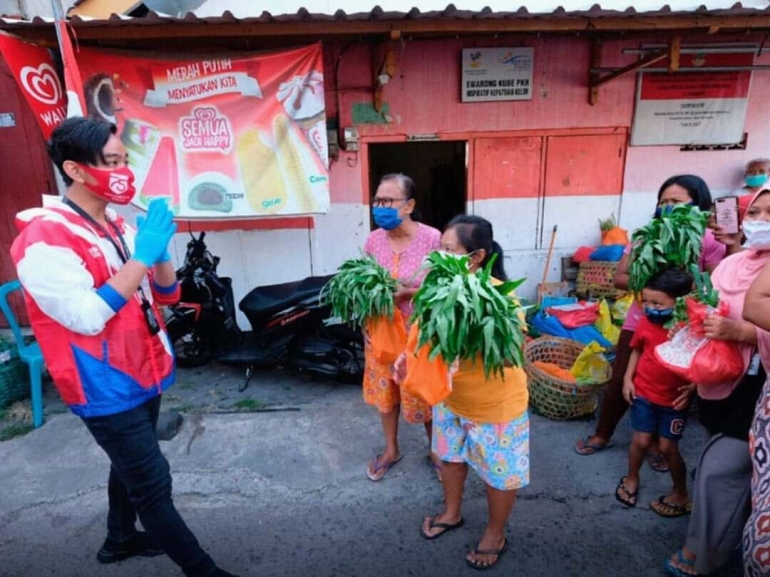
[76,43,330,219]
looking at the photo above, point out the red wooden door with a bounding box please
[0,59,57,325]
[473,137,543,250]
[541,133,627,248]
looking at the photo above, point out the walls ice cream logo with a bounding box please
[180,106,233,153]
[20,64,63,105]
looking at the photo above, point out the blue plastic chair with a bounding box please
[0,280,44,428]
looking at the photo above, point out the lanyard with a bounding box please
[62,197,132,265]
[62,197,161,335]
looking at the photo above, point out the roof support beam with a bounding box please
[589,40,669,105]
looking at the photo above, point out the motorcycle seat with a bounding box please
[240,275,333,329]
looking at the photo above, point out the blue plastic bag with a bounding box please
[530,311,614,349]
[589,245,624,262]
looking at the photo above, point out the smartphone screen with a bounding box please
[715,196,739,235]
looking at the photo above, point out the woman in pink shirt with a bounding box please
[363,174,442,482]
[575,175,725,467]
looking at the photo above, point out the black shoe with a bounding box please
[96,532,164,564]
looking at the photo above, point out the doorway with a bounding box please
[368,141,466,232]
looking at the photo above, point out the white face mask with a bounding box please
[742,219,770,251]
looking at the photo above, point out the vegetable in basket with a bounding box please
[410,251,527,379]
[628,205,709,293]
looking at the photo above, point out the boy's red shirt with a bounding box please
[630,316,691,407]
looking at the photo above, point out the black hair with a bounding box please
[378,173,420,222]
[446,214,507,280]
[645,268,693,299]
[657,174,713,212]
[48,116,117,186]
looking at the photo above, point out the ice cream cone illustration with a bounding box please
[237,128,287,215]
[276,71,328,168]
[142,135,180,213]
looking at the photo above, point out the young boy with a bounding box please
[615,268,693,517]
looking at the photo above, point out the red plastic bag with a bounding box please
[547,302,600,329]
[572,246,595,264]
[654,299,745,386]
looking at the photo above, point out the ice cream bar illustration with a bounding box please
[141,135,180,212]
[276,71,328,168]
[237,129,287,215]
[273,115,315,214]
[121,119,160,194]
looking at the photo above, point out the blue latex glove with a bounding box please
[133,199,177,267]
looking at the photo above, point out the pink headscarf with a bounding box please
[703,189,770,400]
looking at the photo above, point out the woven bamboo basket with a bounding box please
[0,337,28,409]
[576,261,625,300]
[524,336,611,421]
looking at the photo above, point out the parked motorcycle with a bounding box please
[164,232,364,391]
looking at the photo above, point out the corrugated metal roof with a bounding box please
[2,0,769,30]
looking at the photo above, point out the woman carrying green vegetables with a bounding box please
[575,175,725,469]
[363,174,442,482]
[411,215,529,571]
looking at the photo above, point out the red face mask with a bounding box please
[80,165,136,205]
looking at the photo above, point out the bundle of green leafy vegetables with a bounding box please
[321,255,398,328]
[670,264,720,327]
[628,205,709,293]
[411,251,527,379]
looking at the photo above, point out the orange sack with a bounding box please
[601,226,629,246]
[402,324,453,406]
[366,309,407,365]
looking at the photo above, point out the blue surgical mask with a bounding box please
[372,207,403,230]
[644,307,674,325]
[746,174,769,188]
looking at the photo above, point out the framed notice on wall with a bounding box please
[461,48,534,103]
[630,52,752,146]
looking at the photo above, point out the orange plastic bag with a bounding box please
[601,226,629,246]
[533,361,576,383]
[366,309,407,365]
[402,325,454,406]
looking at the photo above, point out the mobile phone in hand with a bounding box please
[714,196,739,235]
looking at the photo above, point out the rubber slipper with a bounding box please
[664,549,699,576]
[651,497,692,518]
[366,454,403,482]
[614,476,638,508]
[648,453,670,473]
[574,436,613,456]
[466,538,509,570]
[421,514,465,540]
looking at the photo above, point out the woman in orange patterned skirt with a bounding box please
[363,173,441,482]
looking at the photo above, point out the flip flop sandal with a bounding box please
[664,549,699,576]
[366,454,403,482]
[421,514,465,540]
[466,538,509,571]
[648,453,671,473]
[651,497,692,518]
[614,476,638,508]
[574,436,613,456]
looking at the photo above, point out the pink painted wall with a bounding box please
[324,35,770,203]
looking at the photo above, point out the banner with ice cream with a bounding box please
[75,43,330,218]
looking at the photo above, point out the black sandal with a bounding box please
[615,476,638,508]
[466,538,509,570]
[421,514,465,540]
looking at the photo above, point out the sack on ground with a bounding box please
[366,309,407,365]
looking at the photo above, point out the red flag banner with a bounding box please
[0,32,67,139]
[75,43,330,219]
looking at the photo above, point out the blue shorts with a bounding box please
[630,397,686,441]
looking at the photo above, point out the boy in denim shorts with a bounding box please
[615,268,693,517]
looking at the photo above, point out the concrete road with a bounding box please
[0,368,741,577]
